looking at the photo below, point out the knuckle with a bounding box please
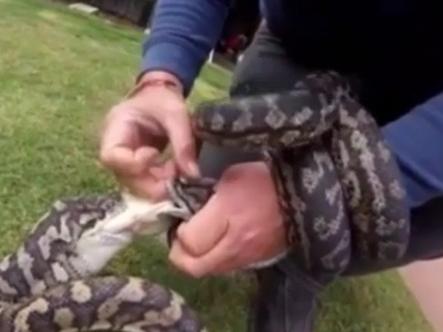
[168,250,184,269]
[225,250,237,262]
[164,101,188,118]
[109,103,123,113]
[164,96,185,110]
[171,257,204,279]
[176,228,200,256]
[187,245,201,257]
[173,257,187,270]
[176,142,194,160]
[187,266,205,279]
[108,103,127,118]
[164,115,188,132]
[239,231,256,248]
[99,149,114,167]
[175,225,188,242]
[222,240,239,259]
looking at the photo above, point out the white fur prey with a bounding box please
[69,193,188,276]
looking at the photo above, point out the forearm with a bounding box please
[383,92,443,208]
[140,0,230,96]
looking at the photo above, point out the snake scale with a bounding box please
[0,71,409,331]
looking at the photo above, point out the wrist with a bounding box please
[127,70,184,99]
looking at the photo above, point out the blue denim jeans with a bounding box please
[197,21,443,332]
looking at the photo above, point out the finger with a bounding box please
[114,157,177,200]
[175,195,229,256]
[100,109,160,173]
[101,145,160,177]
[149,159,177,180]
[119,171,169,200]
[164,111,200,178]
[169,235,235,278]
[100,111,134,151]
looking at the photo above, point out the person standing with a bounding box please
[99,1,443,330]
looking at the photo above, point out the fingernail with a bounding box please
[188,162,200,178]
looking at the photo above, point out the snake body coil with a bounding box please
[192,71,410,279]
[0,71,410,330]
[0,194,205,331]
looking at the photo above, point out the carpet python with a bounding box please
[191,71,410,280]
[0,71,410,331]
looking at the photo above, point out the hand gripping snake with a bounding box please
[0,71,410,331]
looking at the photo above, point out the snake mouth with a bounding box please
[165,177,217,246]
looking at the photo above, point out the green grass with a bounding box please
[0,0,432,331]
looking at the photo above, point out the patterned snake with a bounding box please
[0,71,410,331]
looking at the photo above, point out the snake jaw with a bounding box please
[99,192,186,236]
[68,193,190,276]
[69,227,133,276]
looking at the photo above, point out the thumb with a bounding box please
[175,195,229,257]
[164,111,200,178]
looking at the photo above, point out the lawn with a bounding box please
[0,0,432,331]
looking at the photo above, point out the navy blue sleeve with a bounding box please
[140,0,230,95]
[383,92,443,208]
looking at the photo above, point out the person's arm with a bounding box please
[140,0,231,96]
[383,92,443,208]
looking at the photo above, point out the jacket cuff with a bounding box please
[139,42,204,97]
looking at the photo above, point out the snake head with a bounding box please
[164,176,217,247]
[67,192,190,276]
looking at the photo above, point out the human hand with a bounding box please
[169,162,289,278]
[99,71,199,200]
